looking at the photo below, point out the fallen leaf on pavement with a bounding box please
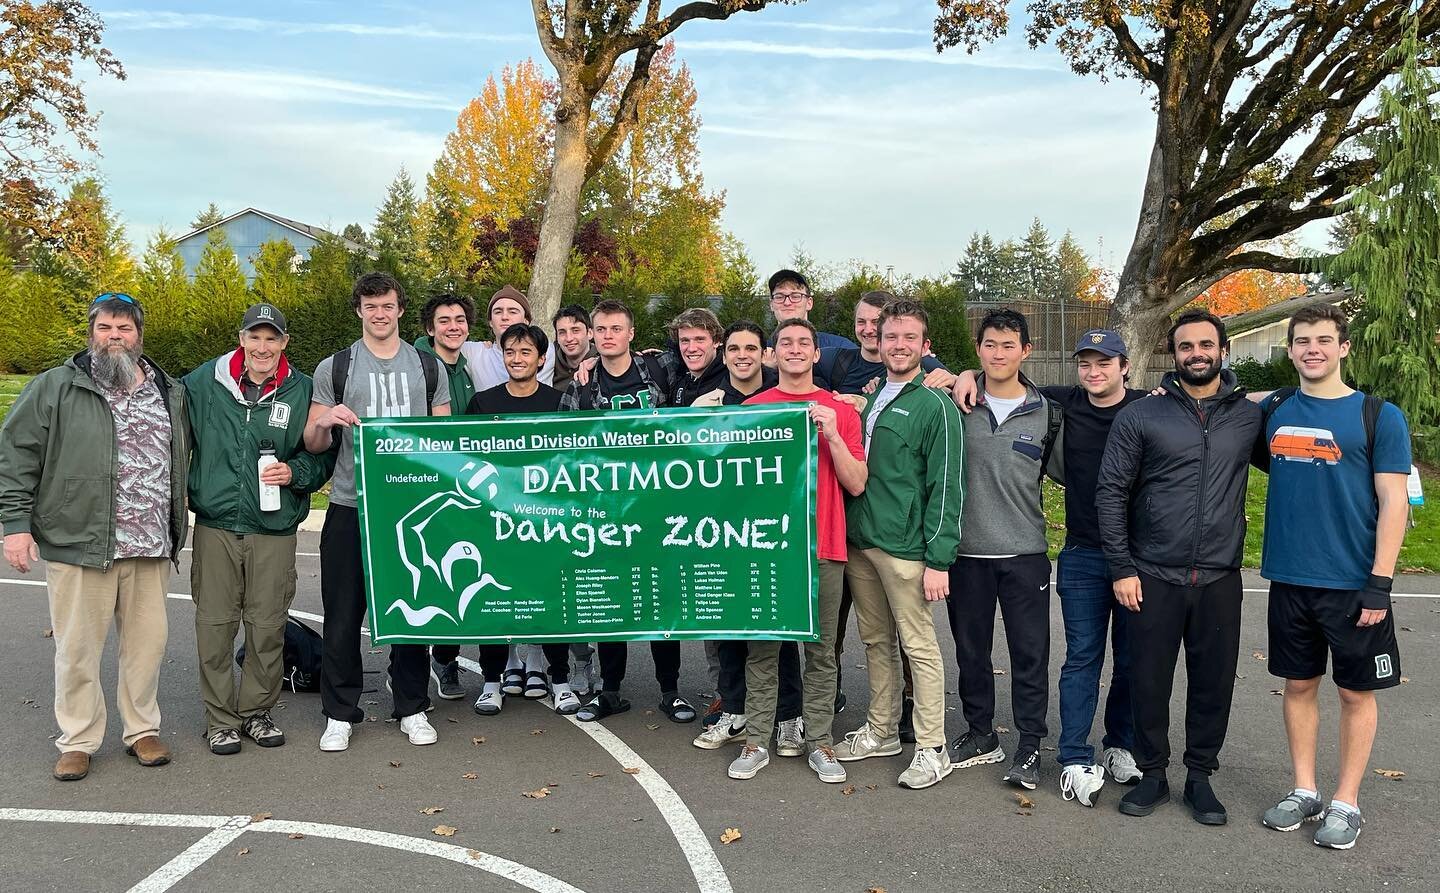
[1374,769,1405,779]
[522,787,551,799]
[1014,792,1035,809]
[447,718,459,723]
[622,767,641,775]
[841,785,855,795]
[472,736,486,746]
[461,773,478,780]
[992,668,1008,676]
[865,784,877,791]
[43,629,53,638]
[389,760,402,768]
[432,825,458,837]
[237,847,250,856]
[549,827,561,833]
[530,729,545,736]
[420,806,445,815]
[1400,626,1414,632]
[467,849,483,860]
[1270,690,1284,696]
[866,887,888,893]
[1400,677,1410,684]
[250,812,272,823]
[995,726,1010,734]
[288,833,305,840]
[587,771,607,778]
[1252,651,1266,660]
[646,723,660,730]
[719,827,741,845]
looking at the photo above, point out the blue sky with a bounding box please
[86,1,1163,280]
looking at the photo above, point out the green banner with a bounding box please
[355,404,819,645]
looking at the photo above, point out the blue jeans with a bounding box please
[1056,545,1134,766]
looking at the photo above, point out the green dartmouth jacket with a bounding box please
[0,351,190,569]
[183,350,334,536]
[846,375,965,571]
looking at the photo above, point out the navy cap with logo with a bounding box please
[242,303,287,335]
[1073,328,1127,358]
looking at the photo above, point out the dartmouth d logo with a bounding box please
[389,460,511,627]
[1375,654,1394,679]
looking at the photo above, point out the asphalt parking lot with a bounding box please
[0,529,1435,893]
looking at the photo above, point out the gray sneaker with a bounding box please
[835,724,903,762]
[431,657,465,700]
[207,728,241,755]
[775,717,805,757]
[1313,806,1363,849]
[241,711,285,747]
[898,746,953,790]
[808,744,847,784]
[728,745,770,780]
[1263,790,1325,831]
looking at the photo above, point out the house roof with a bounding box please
[177,207,367,253]
[1223,287,1353,337]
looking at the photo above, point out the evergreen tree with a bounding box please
[715,235,765,327]
[1327,11,1440,459]
[187,229,250,370]
[1054,231,1093,303]
[190,202,225,230]
[135,229,192,373]
[252,239,302,309]
[289,235,361,374]
[913,277,980,373]
[1016,217,1057,301]
[374,166,420,274]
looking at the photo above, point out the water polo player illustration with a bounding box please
[390,460,513,627]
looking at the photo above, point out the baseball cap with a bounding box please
[1073,328,1126,358]
[767,269,810,294]
[241,303,287,335]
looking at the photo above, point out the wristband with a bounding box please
[1360,574,1393,610]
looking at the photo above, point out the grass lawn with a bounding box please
[0,374,30,425]
[1043,469,1440,573]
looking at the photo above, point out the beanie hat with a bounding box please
[488,285,533,321]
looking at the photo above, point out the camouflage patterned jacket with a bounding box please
[0,351,190,569]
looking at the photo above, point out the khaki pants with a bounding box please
[745,558,845,749]
[845,547,947,748]
[192,525,298,734]
[47,558,171,753]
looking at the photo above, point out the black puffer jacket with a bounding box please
[1096,369,1261,586]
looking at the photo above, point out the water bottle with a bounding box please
[258,440,280,512]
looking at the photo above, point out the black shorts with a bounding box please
[1267,581,1402,691]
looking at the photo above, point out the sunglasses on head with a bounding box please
[93,293,139,306]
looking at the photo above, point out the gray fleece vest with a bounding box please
[956,387,1056,557]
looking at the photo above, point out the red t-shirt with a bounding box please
[744,387,864,562]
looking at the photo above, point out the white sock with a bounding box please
[482,681,502,697]
[505,645,523,672]
[1330,799,1359,816]
[552,682,573,699]
[1293,787,1319,800]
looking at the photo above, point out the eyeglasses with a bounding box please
[770,291,810,305]
[93,293,139,306]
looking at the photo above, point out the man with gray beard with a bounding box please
[0,295,190,781]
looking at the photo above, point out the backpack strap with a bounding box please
[1039,398,1064,485]
[329,346,353,451]
[419,349,440,416]
[1252,386,1298,474]
[1362,393,1383,468]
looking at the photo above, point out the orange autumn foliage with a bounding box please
[1197,268,1308,316]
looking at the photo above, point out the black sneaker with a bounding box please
[1182,774,1228,825]
[898,697,916,744]
[431,657,465,700]
[833,689,848,716]
[950,730,1005,768]
[1119,774,1171,817]
[1003,747,1040,790]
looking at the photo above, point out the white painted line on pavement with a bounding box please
[0,809,589,893]
[127,817,250,893]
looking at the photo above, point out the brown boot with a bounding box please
[53,751,90,781]
[125,736,171,766]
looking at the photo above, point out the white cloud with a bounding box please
[120,65,463,110]
[104,10,529,42]
[675,37,1062,70]
[736,19,930,37]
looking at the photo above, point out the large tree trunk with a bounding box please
[1110,134,1180,384]
[529,101,591,330]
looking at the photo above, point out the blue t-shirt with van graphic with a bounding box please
[1261,390,1411,590]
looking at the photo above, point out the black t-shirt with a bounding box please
[468,382,563,414]
[816,348,945,394]
[718,368,778,405]
[1041,384,1147,550]
[595,356,663,410]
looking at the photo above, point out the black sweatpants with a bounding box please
[1127,570,1243,775]
[716,638,803,720]
[948,554,1052,747]
[478,644,572,684]
[319,505,431,722]
[599,640,681,694]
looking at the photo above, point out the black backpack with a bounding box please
[329,344,440,448]
[235,618,324,693]
[1253,387,1384,474]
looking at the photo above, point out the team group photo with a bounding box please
[1,2,1437,892]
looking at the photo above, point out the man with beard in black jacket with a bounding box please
[1096,308,1261,826]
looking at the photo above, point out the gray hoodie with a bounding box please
[956,372,1063,557]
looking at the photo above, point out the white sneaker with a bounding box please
[1103,747,1142,784]
[319,718,351,752]
[693,714,747,750]
[399,712,438,746]
[775,717,805,757]
[1061,763,1106,807]
[897,746,953,790]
